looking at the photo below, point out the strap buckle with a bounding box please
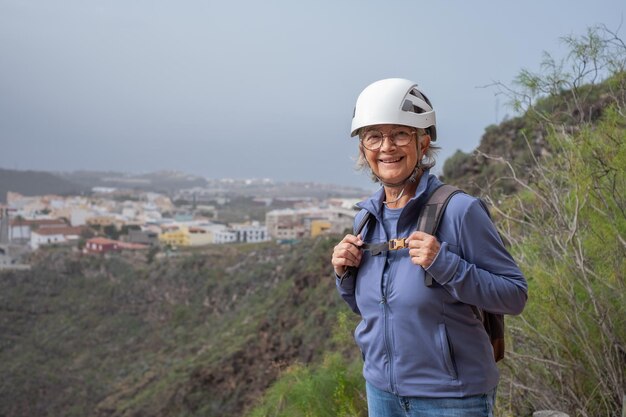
[388,238,407,250]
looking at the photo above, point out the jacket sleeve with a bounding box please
[425,198,528,315]
[334,209,368,316]
[335,270,361,315]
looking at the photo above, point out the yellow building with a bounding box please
[158,226,213,247]
[87,216,122,228]
[159,227,190,247]
[310,219,332,237]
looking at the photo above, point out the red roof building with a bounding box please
[85,237,119,254]
[84,237,148,254]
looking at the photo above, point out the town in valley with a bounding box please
[0,173,369,269]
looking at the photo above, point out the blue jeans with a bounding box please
[366,382,496,417]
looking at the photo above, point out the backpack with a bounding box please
[353,184,505,362]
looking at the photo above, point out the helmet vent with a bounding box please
[409,89,425,100]
[402,99,424,114]
[408,89,432,113]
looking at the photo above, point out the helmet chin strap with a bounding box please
[381,165,422,205]
[378,164,421,188]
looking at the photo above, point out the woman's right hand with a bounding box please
[331,234,363,277]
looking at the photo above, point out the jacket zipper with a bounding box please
[381,254,396,394]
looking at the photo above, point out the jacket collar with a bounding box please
[356,169,442,220]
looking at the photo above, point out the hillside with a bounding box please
[0,239,352,417]
[441,72,626,197]
[0,169,89,203]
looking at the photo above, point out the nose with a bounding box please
[379,134,396,151]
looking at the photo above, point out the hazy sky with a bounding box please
[1,0,624,190]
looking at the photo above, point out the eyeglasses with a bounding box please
[360,129,416,151]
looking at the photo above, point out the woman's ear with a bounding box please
[419,134,431,156]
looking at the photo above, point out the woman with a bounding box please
[332,78,528,417]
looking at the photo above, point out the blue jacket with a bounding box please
[336,172,528,397]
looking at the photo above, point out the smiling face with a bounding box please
[360,124,430,185]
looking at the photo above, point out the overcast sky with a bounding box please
[1,0,624,191]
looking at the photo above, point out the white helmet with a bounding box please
[351,78,437,141]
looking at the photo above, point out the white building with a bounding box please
[69,208,92,226]
[213,229,238,244]
[265,206,356,239]
[265,208,323,240]
[122,207,137,219]
[30,226,82,250]
[9,218,68,242]
[231,221,270,243]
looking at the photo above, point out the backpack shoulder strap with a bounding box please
[417,184,464,235]
[418,184,463,287]
[345,210,372,277]
[353,210,372,236]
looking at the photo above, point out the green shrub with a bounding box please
[246,353,365,417]
[491,26,626,416]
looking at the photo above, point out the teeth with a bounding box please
[381,157,401,163]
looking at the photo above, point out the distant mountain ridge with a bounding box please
[0,168,89,203]
[0,169,371,202]
[57,170,209,194]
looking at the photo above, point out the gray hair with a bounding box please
[355,128,440,183]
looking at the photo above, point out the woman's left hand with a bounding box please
[406,231,440,269]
